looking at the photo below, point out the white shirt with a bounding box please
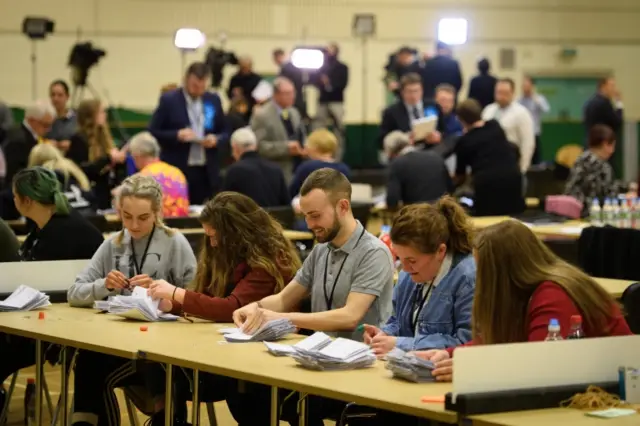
[482,102,535,172]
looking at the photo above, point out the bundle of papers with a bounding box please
[291,337,376,371]
[0,285,50,312]
[223,318,296,342]
[93,296,114,312]
[385,348,436,382]
[108,287,178,322]
[264,331,332,356]
[411,116,438,141]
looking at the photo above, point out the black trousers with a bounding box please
[531,134,542,165]
[185,166,214,205]
[72,350,145,426]
[144,362,247,424]
[0,334,36,384]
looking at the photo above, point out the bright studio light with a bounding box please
[438,18,468,46]
[174,28,205,50]
[291,48,324,70]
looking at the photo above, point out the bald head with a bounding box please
[230,127,258,161]
[273,77,295,109]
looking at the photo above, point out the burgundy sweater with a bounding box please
[448,281,632,355]
[171,263,290,322]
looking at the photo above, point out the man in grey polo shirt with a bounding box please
[233,167,394,341]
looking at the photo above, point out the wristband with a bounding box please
[172,287,178,301]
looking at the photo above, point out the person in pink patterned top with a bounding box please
[128,131,190,217]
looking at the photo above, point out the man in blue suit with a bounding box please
[148,62,228,204]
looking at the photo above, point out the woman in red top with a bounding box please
[145,191,301,425]
[417,220,631,382]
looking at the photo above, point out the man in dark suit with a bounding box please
[148,62,228,204]
[467,58,497,109]
[383,130,453,209]
[584,76,624,137]
[273,48,307,119]
[378,73,441,151]
[384,46,424,99]
[221,128,289,207]
[226,55,262,120]
[421,42,463,100]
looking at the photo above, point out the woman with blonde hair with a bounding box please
[68,174,196,426]
[144,191,301,424]
[68,99,126,209]
[28,143,91,191]
[418,220,631,382]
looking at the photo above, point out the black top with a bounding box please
[19,209,104,261]
[467,73,497,109]
[583,93,623,134]
[0,217,20,262]
[227,71,262,118]
[221,151,290,208]
[67,132,113,209]
[455,120,519,177]
[3,124,38,187]
[315,58,349,103]
[386,149,453,208]
[421,55,463,99]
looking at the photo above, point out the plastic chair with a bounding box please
[621,283,640,334]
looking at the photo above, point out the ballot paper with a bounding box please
[108,287,178,322]
[224,318,296,343]
[291,337,376,371]
[264,331,332,356]
[385,348,436,383]
[411,116,438,141]
[0,285,51,312]
[252,80,274,102]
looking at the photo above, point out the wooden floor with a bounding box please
[3,366,335,426]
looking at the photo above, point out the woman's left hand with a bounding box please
[370,334,396,356]
[129,274,153,288]
[148,280,176,300]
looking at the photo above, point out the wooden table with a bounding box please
[593,277,635,298]
[139,326,457,425]
[470,217,587,240]
[472,407,640,426]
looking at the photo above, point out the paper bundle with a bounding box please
[108,287,178,322]
[291,337,376,371]
[263,331,332,356]
[385,348,436,382]
[0,285,51,312]
[224,318,296,342]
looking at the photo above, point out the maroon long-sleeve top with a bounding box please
[171,263,291,322]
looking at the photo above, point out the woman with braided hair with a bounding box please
[68,174,196,426]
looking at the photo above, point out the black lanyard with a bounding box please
[323,227,366,310]
[131,225,155,276]
[410,283,433,333]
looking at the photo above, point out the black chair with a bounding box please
[621,283,640,334]
[86,215,121,233]
[265,206,295,230]
[578,227,640,280]
[351,203,373,228]
[165,216,202,229]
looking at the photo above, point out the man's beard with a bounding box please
[314,212,342,243]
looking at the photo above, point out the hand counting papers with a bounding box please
[264,331,332,356]
[108,287,178,322]
[224,318,296,342]
[0,285,51,312]
[291,337,376,371]
[386,348,436,383]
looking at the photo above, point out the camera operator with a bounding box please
[226,55,262,120]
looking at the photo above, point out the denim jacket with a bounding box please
[381,252,476,351]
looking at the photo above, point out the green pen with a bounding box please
[356,324,365,332]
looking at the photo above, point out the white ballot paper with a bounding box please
[411,116,438,141]
[0,285,50,312]
[108,287,178,322]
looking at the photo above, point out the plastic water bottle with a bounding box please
[567,315,586,339]
[544,318,563,341]
[24,378,35,426]
[619,199,631,228]
[602,198,615,226]
[589,198,602,226]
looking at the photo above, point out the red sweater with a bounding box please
[448,281,632,355]
[171,263,290,322]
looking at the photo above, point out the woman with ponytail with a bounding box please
[363,195,476,356]
[68,174,196,426]
[13,167,103,261]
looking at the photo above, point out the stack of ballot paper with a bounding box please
[0,285,51,312]
[108,287,178,322]
[291,337,376,371]
[263,331,332,356]
[385,348,436,382]
[411,116,438,141]
[223,318,296,342]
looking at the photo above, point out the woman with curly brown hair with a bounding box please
[144,191,302,425]
[67,99,126,208]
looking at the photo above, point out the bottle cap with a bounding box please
[570,315,582,325]
[27,378,35,384]
[38,312,45,320]
[549,318,559,327]
[140,326,148,332]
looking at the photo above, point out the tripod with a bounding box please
[29,39,38,101]
[70,82,100,108]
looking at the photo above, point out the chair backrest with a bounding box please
[164,216,202,229]
[265,206,295,230]
[352,202,373,228]
[621,283,640,334]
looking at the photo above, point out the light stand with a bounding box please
[22,17,55,101]
[174,28,205,79]
[353,14,377,163]
[291,46,325,125]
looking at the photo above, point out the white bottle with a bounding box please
[589,198,602,226]
[544,319,563,341]
[619,199,631,228]
[603,198,614,226]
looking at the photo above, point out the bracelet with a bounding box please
[171,287,178,301]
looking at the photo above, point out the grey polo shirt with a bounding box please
[294,220,394,341]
